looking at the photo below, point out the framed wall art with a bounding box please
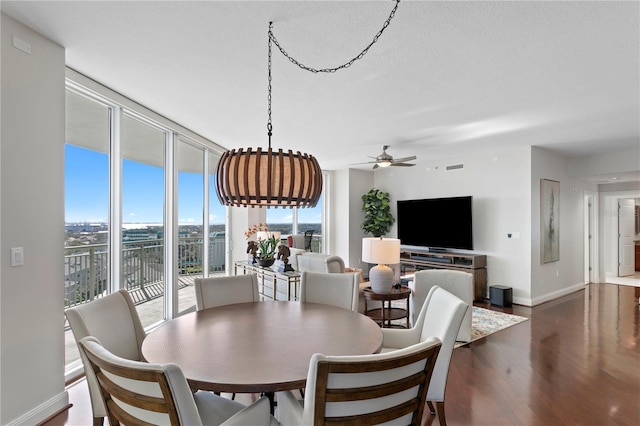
[540,179,560,263]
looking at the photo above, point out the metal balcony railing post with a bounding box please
[89,247,96,301]
[140,243,146,289]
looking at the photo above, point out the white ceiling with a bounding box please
[2,1,639,180]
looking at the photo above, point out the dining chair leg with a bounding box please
[261,391,276,415]
[427,400,435,414]
[434,401,446,426]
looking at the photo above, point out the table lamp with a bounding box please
[362,237,400,294]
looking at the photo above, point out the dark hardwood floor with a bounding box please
[42,283,640,426]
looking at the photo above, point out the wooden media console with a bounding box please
[400,248,487,301]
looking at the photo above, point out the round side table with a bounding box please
[362,286,411,328]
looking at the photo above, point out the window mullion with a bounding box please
[165,132,178,319]
[110,105,123,292]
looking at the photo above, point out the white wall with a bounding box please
[329,169,374,269]
[530,147,594,304]
[373,145,533,303]
[229,206,264,268]
[567,147,640,178]
[1,14,68,425]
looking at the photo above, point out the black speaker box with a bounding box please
[490,285,513,307]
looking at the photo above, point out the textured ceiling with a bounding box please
[2,1,638,181]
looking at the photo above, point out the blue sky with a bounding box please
[65,145,321,225]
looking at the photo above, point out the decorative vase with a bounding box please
[369,264,394,294]
[257,258,275,268]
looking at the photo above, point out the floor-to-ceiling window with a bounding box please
[121,114,168,327]
[177,140,204,314]
[265,177,326,252]
[64,88,111,368]
[64,72,226,378]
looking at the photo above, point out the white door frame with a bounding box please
[584,190,598,283]
[599,189,640,282]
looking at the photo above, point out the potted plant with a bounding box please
[256,233,279,267]
[361,188,394,237]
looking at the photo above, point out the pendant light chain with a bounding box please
[218,3,399,207]
[268,0,400,74]
[267,22,273,149]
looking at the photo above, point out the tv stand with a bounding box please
[400,248,487,301]
[426,247,447,253]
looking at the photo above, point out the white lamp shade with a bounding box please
[362,238,400,265]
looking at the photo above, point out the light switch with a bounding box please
[11,247,24,267]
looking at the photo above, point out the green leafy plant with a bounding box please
[361,188,394,237]
[257,234,279,259]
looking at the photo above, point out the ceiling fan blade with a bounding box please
[372,164,379,170]
[390,162,416,167]
[349,160,378,165]
[392,156,417,163]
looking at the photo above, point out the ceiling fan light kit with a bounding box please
[215,1,401,207]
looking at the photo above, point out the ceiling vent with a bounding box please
[445,163,464,171]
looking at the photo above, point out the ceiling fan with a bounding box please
[354,145,417,169]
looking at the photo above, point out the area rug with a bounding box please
[455,307,529,348]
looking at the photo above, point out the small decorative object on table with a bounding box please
[257,258,275,268]
[245,224,268,265]
[277,245,294,272]
[255,230,280,268]
[246,241,258,264]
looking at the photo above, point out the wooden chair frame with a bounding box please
[312,342,441,425]
[83,341,182,426]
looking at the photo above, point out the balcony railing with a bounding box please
[64,236,226,309]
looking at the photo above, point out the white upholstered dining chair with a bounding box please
[409,269,474,342]
[299,271,360,311]
[79,336,277,426]
[65,289,146,426]
[194,273,260,311]
[276,337,442,426]
[381,285,469,426]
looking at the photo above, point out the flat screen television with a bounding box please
[397,196,473,251]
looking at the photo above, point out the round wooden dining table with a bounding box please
[141,301,383,394]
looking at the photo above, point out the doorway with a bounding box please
[600,192,640,285]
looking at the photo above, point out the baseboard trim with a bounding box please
[7,391,69,426]
[530,283,587,306]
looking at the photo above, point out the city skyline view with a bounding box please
[65,145,322,226]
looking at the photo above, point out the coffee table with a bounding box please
[141,301,383,394]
